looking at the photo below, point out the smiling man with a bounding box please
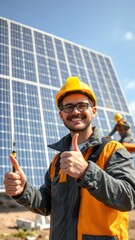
[59,94,96,140]
[4,76,135,240]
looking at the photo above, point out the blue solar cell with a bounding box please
[0,17,135,190]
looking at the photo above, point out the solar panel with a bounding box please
[0,17,135,191]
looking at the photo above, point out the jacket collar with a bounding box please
[48,127,102,152]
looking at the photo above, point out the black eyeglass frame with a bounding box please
[60,102,93,113]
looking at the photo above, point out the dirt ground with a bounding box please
[0,207,50,239]
[0,194,50,239]
[0,194,135,240]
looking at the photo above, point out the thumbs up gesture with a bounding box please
[60,133,88,178]
[4,154,26,196]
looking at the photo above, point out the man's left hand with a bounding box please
[60,133,88,178]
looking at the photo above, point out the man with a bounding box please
[4,76,135,240]
[107,113,135,152]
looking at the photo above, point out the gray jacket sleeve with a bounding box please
[108,125,117,137]
[13,167,51,216]
[122,120,130,130]
[77,148,135,211]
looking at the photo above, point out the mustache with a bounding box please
[67,113,85,119]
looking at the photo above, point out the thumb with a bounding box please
[9,154,24,175]
[72,133,80,151]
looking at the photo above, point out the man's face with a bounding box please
[59,93,96,133]
[118,119,123,125]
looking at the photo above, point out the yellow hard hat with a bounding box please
[114,113,123,122]
[56,76,97,108]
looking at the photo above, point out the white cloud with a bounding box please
[128,101,135,122]
[126,80,135,90]
[123,31,135,41]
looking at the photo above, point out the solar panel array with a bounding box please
[0,17,135,191]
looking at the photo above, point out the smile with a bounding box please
[68,116,85,122]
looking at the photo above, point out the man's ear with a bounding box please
[91,107,97,118]
[59,110,63,120]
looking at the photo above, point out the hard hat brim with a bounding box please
[56,89,96,108]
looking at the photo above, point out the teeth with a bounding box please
[70,118,82,121]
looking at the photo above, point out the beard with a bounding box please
[64,122,91,132]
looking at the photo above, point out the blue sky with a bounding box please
[1,0,135,121]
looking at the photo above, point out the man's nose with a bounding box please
[72,106,81,113]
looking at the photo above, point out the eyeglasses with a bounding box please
[61,102,93,113]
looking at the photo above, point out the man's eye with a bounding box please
[78,103,86,108]
[65,105,73,110]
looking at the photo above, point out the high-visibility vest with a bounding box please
[50,139,128,240]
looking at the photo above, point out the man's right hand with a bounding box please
[4,154,27,197]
